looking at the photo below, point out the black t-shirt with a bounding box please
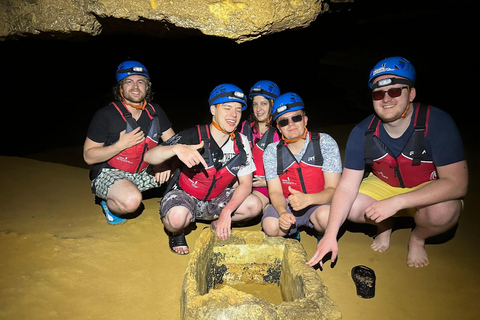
[86,102,172,179]
[87,102,172,145]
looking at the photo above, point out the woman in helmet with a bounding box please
[145,84,262,255]
[239,80,281,211]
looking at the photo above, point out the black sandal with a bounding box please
[351,265,376,298]
[168,233,189,255]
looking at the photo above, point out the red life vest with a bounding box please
[241,121,277,177]
[107,102,160,173]
[364,103,437,188]
[178,125,247,201]
[276,132,325,199]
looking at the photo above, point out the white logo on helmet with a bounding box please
[372,63,395,76]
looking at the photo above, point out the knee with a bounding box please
[416,201,462,228]
[240,194,263,217]
[116,192,142,214]
[250,195,263,216]
[164,207,191,230]
[262,217,280,236]
[311,205,330,231]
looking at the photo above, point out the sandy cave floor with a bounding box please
[0,130,479,320]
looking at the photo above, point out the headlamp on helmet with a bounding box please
[249,80,280,100]
[116,60,150,83]
[208,84,247,110]
[271,92,304,120]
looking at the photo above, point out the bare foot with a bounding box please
[169,233,189,255]
[370,228,392,253]
[407,238,429,268]
[172,245,189,255]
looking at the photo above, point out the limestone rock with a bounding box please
[182,229,341,320]
[0,0,333,43]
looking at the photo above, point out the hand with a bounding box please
[174,141,208,168]
[364,197,399,223]
[306,235,338,267]
[279,212,296,232]
[118,127,145,150]
[252,175,266,188]
[154,169,171,184]
[216,211,232,240]
[287,186,310,211]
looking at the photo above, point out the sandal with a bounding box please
[351,265,376,298]
[168,233,189,255]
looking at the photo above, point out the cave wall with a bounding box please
[0,0,344,42]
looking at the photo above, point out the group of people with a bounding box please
[84,57,468,268]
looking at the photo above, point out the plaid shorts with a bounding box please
[91,166,159,199]
[160,188,235,222]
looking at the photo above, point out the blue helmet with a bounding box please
[208,84,247,111]
[249,80,281,100]
[116,60,150,82]
[368,56,416,89]
[272,92,304,121]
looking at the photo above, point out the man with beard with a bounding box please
[308,57,468,268]
[84,60,175,225]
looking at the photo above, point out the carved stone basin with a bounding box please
[181,229,341,320]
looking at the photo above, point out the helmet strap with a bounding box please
[120,88,147,110]
[400,102,411,118]
[212,111,236,140]
[282,126,308,144]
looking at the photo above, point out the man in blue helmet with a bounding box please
[145,84,262,255]
[261,92,342,242]
[84,60,175,225]
[308,57,468,268]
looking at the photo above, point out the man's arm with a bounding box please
[83,127,145,165]
[160,128,175,142]
[287,171,341,211]
[144,141,207,168]
[306,168,364,267]
[365,160,468,223]
[215,173,254,240]
[267,177,296,232]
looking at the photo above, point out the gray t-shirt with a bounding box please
[263,132,342,181]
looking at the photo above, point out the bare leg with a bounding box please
[253,190,270,212]
[348,193,393,253]
[106,179,142,214]
[309,204,330,234]
[407,199,461,268]
[162,206,193,255]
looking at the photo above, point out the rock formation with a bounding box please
[182,229,341,320]
[0,0,350,43]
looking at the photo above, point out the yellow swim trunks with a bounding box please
[359,173,430,201]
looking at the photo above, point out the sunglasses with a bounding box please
[372,86,408,101]
[277,114,303,127]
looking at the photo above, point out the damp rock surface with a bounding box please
[182,229,341,320]
[0,0,333,42]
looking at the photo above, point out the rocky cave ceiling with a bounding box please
[0,0,355,43]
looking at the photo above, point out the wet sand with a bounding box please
[0,134,478,319]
